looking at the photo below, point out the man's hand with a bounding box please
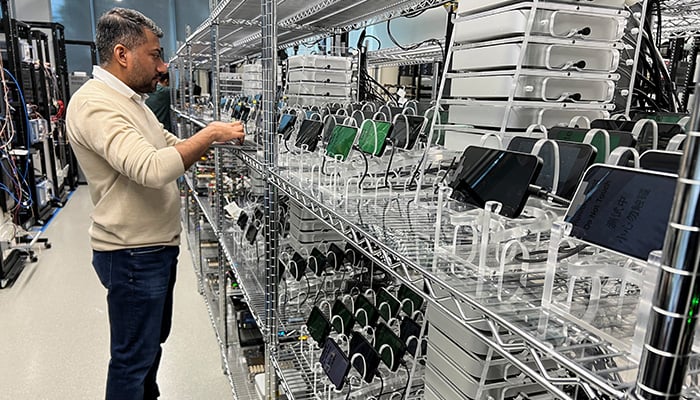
[175,120,247,169]
[205,120,246,143]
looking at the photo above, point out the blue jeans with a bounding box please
[93,245,179,400]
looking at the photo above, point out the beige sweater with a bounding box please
[66,69,185,251]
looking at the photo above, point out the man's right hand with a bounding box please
[206,120,245,143]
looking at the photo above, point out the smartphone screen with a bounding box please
[357,120,393,156]
[245,223,258,244]
[349,332,381,383]
[322,115,341,143]
[374,323,406,371]
[326,125,358,161]
[565,165,677,260]
[549,127,636,164]
[448,146,543,218]
[639,150,682,174]
[376,288,400,322]
[590,120,683,152]
[354,294,380,328]
[290,252,307,281]
[327,243,345,270]
[295,119,323,152]
[400,317,425,357]
[331,300,356,335]
[320,338,351,390]
[507,136,597,200]
[391,115,427,150]
[397,284,424,317]
[278,114,297,140]
[633,112,688,124]
[309,247,327,276]
[236,212,249,230]
[307,306,332,346]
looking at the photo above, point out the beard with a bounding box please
[128,61,158,94]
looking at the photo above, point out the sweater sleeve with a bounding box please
[164,130,184,146]
[79,99,185,189]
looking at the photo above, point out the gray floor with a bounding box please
[0,187,233,400]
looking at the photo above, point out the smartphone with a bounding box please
[357,120,393,157]
[295,119,323,152]
[639,150,682,174]
[307,306,332,346]
[448,146,543,218]
[391,115,427,150]
[549,127,636,164]
[374,323,407,372]
[322,115,341,143]
[633,111,689,124]
[349,332,381,383]
[565,165,677,261]
[278,114,297,140]
[590,120,683,152]
[376,288,401,322]
[354,294,380,328]
[331,300,356,335]
[319,338,351,390]
[236,212,249,230]
[309,247,327,277]
[397,284,424,317]
[507,136,597,200]
[327,243,345,270]
[290,252,307,281]
[245,223,258,244]
[400,317,426,357]
[326,125,359,161]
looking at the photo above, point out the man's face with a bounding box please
[125,29,167,94]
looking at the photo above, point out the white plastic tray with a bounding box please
[286,95,352,107]
[287,55,353,70]
[454,8,626,43]
[447,103,609,129]
[458,0,626,15]
[452,41,620,72]
[287,82,353,97]
[450,75,615,102]
[287,69,353,84]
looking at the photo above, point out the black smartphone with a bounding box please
[307,306,332,346]
[374,323,407,372]
[633,112,688,124]
[326,125,359,161]
[448,146,543,218]
[376,288,401,322]
[397,284,424,317]
[278,114,297,140]
[639,150,682,174]
[236,212,249,230]
[590,120,683,152]
[391,115,427,150]
[331,300,356,335]
[290,252,307,281]
[354,294,380,328]
[357,120,393,157]
[327,243,345,270]
[309,247,328,277]
[319,338,351,391]
[507,136,597,200]
[349,332,381,383]
[245,223,258,244]
[566,165,677,261]
[295,119,323,152]
[389,106,405,119]
[549,127,636,164]
[400,317,426,357]
[322,115,341,143]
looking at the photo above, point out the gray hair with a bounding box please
[96,8,163,65]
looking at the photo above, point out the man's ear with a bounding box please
[113,44,129,68]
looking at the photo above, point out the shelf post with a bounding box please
[261,0,279,398]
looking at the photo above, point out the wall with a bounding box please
[12,0,51,21]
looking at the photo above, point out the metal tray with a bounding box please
[450,74,615,102]
[454,8,626,43]
[452,40,620,72]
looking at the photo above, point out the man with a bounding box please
[145,71,172,132]
[66,8,244,400]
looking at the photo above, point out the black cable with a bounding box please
[384,140,397,188]
[364,34,382,49]
[376,373,385,399]
[356,147,370,188]
[344,381,353,400]
[386,19,445,61]
[514,244,589,264]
